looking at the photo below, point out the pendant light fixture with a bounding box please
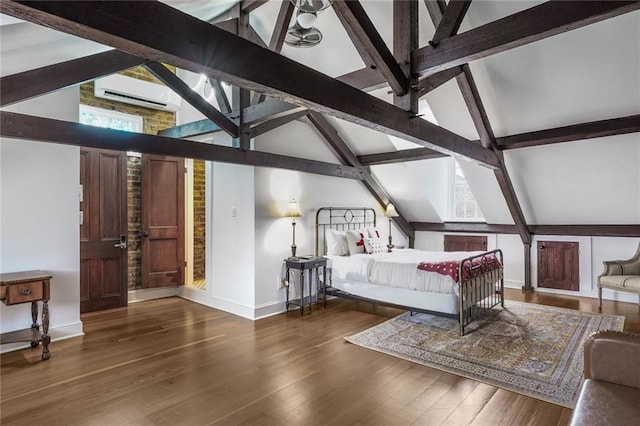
[290,0,333,13]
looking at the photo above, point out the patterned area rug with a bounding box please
[345,301,624,408]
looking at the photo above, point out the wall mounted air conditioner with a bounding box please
[94,74,182,112]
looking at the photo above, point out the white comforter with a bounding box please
[328,249,486,295]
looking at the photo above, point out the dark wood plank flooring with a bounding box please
[1,289,638,425]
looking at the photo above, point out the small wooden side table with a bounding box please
[0,270,52,360]
[285,257,327,316]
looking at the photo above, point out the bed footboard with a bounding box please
[458,249,504,335]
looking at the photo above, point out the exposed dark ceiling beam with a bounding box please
[307,111,415,245]
[412,222,640,237]
[234,10,252,150]
[160,99,307,139]
[498,115,640,149]
[208,5,239,24]
[144,62,239,138]
[1,111,362,180]
[333,6,376,69]
[336,67,386,91]
[332,0,409,96]
[158,119,220,139]
[529,225,640,238]
[0,50,146,107]
[241,0,268,13]
[413,1,640,77]
[250,110,309,138]
[429,0,472,46]
[358,147,446,166]
[357,113,640,164]
[208,78,232,114]
[393,0,419,113]
[268,0,295,52]
[412,222,519,234]
[1,0,498,168]
[243,98,306,124]
[417,66,463,97]
[456,67,496,150]
[253,0,295,104]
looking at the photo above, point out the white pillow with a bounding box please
[345,230,367,255]
[367,226,383,239]
[363,238,387,254]
[325,229,349,256]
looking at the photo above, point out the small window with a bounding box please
[450,159,484,221]
[79,105,142,133]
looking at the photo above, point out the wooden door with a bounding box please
[141,155,185,287]
[444,235,487,252]
[538,241,579,291]
[80,148,128,313]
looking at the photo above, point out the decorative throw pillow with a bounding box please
[325,229,349,256]
[367,226,383,239]
[345,230,367,255]
[363,238,387,255]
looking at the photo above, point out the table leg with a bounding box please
[30,301,40,348]
[323,266,327,308]
[299,269,305,316]
[41,300,50,360]
[285,267,290,311]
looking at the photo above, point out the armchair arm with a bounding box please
[584,331,640,389]
[600,261,624,276]
[599,243,640,276]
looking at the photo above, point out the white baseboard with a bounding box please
[504,280,638,305]
[0,320,84,354]
[253,301,286,320]
[179,286,256,319]
[128,286,179,303]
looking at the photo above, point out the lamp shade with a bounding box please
[290,0,333,13]
[384,203,399,218]
[285,199,303,218]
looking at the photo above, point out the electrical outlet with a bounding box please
[277,275,286,290]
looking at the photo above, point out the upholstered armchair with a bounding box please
[570,331,640,425]
[598,242,640,308]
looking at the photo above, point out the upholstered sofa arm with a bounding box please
[584,331,640,389]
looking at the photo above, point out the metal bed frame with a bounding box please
[315,207,504,335]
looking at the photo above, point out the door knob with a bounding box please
[141,230,149,238]
[114,234,127,249]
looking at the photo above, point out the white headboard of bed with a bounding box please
[315,207,376,256]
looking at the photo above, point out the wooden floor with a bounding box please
[1,289,638,425]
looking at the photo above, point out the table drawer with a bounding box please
[7,281,44,305]
[307,260,326,268]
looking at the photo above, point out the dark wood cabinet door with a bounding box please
[141,155,185,287]
[80,148,128,313]
[444,235,487,252]
[537,241,579,291]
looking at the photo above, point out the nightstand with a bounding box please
[285,257,327,316]
[0,270,52,360]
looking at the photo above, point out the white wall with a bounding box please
[416,230,640,302]
[1,88,83,350]
[253,120,406,317]
[176,69,258,319]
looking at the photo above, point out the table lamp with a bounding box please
[384,203,399,250]
[285,199,303,258]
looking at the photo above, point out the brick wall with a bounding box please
[80,66,176,291]
[193,160,206,280]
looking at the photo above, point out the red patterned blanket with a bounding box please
[417,253,501,282]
